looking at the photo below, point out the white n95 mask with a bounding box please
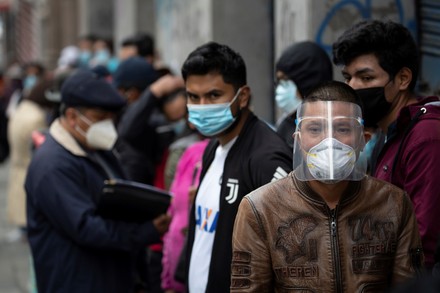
[76,113,118,151]
[306,138,356,183]
[292,100,367,182]
[85,119,118,150]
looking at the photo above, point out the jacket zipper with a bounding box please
[329,206,343,293]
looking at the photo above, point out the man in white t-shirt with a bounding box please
[181,42,293,293]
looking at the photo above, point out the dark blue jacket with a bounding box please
[25,119,160,293]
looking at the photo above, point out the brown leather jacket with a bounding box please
[231,173,424,292]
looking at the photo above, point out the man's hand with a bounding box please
[150,75,184,98]
[152,213,172,235]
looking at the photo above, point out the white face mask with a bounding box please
[275,80,302,114]
[76,113,118,151]
[306,138,356,183]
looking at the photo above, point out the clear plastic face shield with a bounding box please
[293,101,367,183]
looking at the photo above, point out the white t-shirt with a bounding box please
[188,137,237,293]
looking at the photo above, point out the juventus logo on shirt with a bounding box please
[225,178,239,204]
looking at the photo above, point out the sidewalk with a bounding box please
[0,160,30,293]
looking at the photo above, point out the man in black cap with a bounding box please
[25,69,171,293]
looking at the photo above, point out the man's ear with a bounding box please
[64,108,78,128]
[396,67,412,91]
[238,86,251,109]
[126,87,141,103]
[363,129,372,144]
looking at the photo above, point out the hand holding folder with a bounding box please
[97,179,172,223]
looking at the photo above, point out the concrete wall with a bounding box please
[137,0,155,35]
[155,0,212,75]
[42,0,79,68]
[155,0,274,122]
[87,0,113,38]
[212,0,274,122]
[113,0,155,56]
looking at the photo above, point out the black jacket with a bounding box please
[186,112,293,292]
[116,90,174,184]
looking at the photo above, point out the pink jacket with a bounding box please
[161,139,209,292]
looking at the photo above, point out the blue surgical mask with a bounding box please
[187,88,242,137]
[79,51,91,67]
[275,80,302,114]
[24,75,38,90]
[94,49,110,65]
[171,118,187,136]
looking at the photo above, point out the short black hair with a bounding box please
[121,33,155,58]
[157,88,186,112]
[181,42,247,91]
[305,80,362,108]
[332,20,419,90]
[24,61,45,76]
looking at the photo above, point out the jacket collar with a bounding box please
[50,118,87,157]
[292,172,362,211]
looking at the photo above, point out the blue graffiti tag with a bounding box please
[315,0,405,52]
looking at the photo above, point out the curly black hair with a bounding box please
[332,20,419,90]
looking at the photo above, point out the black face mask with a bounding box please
[355,87,392,128]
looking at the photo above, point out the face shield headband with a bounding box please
[292,100,367,183]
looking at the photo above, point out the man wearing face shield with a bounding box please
[333,20,440,271]
[182,42,292,293]
[231,81,423,292]
[25,69,171,293]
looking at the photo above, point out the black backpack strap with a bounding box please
[391,107,427,180]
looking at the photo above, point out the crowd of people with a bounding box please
[0,19,439,293]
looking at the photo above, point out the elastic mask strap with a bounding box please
[75,110,92,137]
[76,110,92,126]
[230,87,243,107]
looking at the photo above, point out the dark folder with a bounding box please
[97,179,171,223]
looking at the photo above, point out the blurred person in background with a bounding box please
[77,34,97,69]
[7,77,59,239]
[4,61,46,137]
[16,62,45,106]
[161,138,208,293]
[1,62,23,161]
[55,45,80,74]
[113,56,160,184]
[119,33,156,66]
[90,36,119,74]
[0,71,9,163]
[274,41,333,148]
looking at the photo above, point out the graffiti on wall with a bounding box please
[275,0,309,59]
[155,0,212,74]
[314,0,416,53]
